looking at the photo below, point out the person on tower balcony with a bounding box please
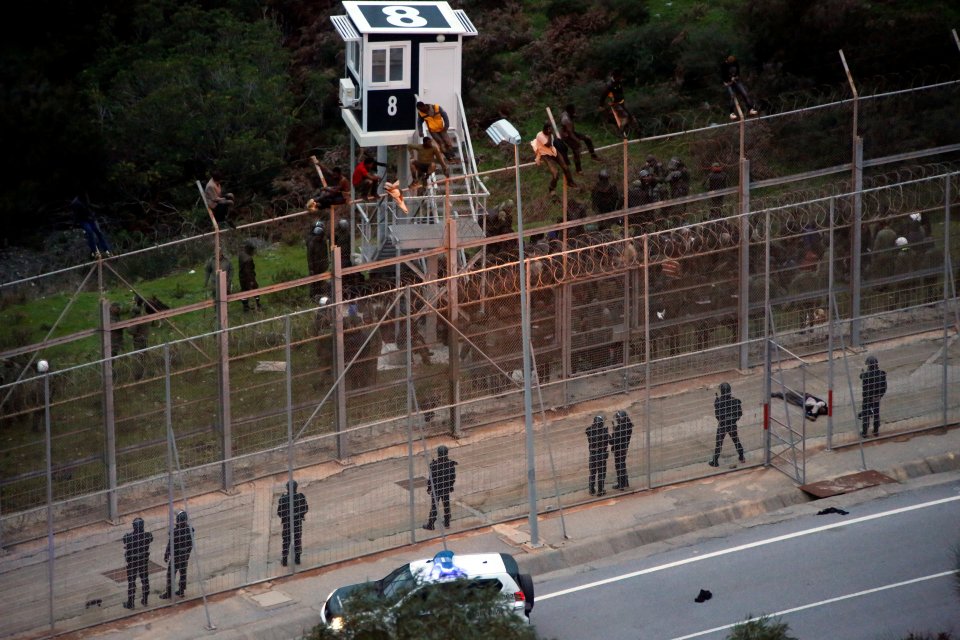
[416,102,456,161]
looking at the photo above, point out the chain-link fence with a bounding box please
[2,76,960,636]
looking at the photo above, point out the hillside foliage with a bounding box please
[2,0,958,249]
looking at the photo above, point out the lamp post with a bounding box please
[485,120,539,546]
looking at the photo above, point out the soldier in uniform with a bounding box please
[585,415,610,496]
[277,480,309,566]
[160,510,194,599]
[611,410,634,490]
[122,517,153,609]
[424,445,457,530]
[711,382,745,466]
[238,241,262,312]
[306,219,329,301]
[860,355,887,437]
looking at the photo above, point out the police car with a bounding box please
[320,551,534,632]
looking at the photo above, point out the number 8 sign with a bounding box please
[382,6,428,27]
[348,2,454,32]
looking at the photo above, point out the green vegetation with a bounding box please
[306,577,542,640]
[5,0,960,250]
[726,615,797,640]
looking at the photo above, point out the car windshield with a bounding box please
[380,565,416,599]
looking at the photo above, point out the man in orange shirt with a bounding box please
[531,122,576,195]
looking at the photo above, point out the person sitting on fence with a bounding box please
[720,54,758,120]
[314,166,350,210]
[770,390,828,420]
[598,70,636,138]
[531,122,576,196]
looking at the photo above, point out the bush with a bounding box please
[306,577,542,640]
[726,615,797,640]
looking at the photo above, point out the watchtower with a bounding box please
[331,1,477,147]
[329,0,486,268]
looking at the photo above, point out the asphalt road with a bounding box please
[532,481,960,640]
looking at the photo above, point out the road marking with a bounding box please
[537,494,960,601]
[668,570,958,640]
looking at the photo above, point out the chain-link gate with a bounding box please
[764,339,808,484]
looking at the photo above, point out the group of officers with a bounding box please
[121,480,309,611]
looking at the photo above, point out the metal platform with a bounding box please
[389,216,484,251]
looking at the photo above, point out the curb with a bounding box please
[516,451,960,579]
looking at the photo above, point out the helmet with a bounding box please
[437,445,449,458]
[176,510,188,525]
[866,355,878,367]
[639,169,650,178]
[132,517,144,532]
[593,415,604,426]
[895,236,908,247]
[719,382,731,395]
[598,169,610,179]
[287,480,298,493]
[338,218,349,230]
[312,220,325,235]
[615,409,627,421]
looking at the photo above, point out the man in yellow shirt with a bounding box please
[416,102,456,161]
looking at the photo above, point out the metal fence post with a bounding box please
[827,198,836,449]
[216,269,233,492]
[850,138,864,348]
[943,176,952,428]
[100,299,119,522]
[643,233,652,490]
[332,247,348,460]
[763,211,772,465]
[738,158,751,371]
[446,218,462,437]
[164,344,176,592]
[44,369,54,630]
[405,286,417,543]
[284,316,297,574]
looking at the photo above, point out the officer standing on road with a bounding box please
[122,517,153,609]
[424,445,458,530]
[586,415,610,496]
[611,410,634,490]
[160,510,194,599]
[278,479,309,566]
[711,382,745,467]
[860,355,887,437]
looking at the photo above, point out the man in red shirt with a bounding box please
[352,157,380,200]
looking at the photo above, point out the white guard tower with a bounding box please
[330,1,486,266]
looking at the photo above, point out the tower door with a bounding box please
[418,43,461,132]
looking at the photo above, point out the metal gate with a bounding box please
[764,339,808,484]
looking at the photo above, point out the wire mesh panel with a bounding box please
[861,82,960,162]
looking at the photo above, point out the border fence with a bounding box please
[0,78,959,638]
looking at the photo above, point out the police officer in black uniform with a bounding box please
[424,445,458,530]
[586,415,611,496]
[860,355,887,437]
[122,517,153,609]
[711,382,745,466]
[160,510,193,599]
[278,479,309,566]
[611,410,634,490]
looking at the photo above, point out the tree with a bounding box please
[726,615,798,640]
[306,578,542,640]
[87,4,293,223]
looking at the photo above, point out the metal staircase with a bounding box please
[353,94,488,271]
